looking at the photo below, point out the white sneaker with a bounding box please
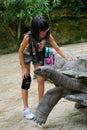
[23,108,35,120]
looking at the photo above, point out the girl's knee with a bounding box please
[37,76,44,84]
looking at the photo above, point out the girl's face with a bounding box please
[39,28,49,39]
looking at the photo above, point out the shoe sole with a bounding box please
[23,115,35,120]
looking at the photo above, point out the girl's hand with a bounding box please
[22,67,29,79]
[65,57,76,62]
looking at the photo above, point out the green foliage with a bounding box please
[52,0,61,8]
[0,0,50,40]
[0,0,87,42]
[52,0,87,16]
[65,0,85,16]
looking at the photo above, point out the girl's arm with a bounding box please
[18,35,29,78]
[48,34,70,61]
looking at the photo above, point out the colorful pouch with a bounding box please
[45,47,51,58]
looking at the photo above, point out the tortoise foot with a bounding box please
[33,115,46,125]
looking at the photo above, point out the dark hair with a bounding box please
[30,15,50,41]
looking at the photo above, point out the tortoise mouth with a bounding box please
[34,66,52,78]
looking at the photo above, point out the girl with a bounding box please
[19,15,72,120]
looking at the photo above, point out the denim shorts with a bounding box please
[24,54,44,65]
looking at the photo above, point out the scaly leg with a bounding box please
[33,87,63,125]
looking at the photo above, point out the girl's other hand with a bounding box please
[22,67,29,79]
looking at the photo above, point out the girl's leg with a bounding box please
[37,75,44,101]
[22,89,29,108]
[21,64,35,120]
[21,64,30,109]
[34,64,45,101]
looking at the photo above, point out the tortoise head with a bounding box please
[34,66,54,78]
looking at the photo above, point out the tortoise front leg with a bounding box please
[33,87,63,125]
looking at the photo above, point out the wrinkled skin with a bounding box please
[33,56,87,125]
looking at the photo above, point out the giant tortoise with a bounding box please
[33,55,87,125]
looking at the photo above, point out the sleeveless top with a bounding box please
[23,31,47,64]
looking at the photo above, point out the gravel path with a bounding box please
[0,42,87,130]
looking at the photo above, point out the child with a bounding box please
[18,15,72,120]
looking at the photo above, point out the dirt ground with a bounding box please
[0,42,87,130]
